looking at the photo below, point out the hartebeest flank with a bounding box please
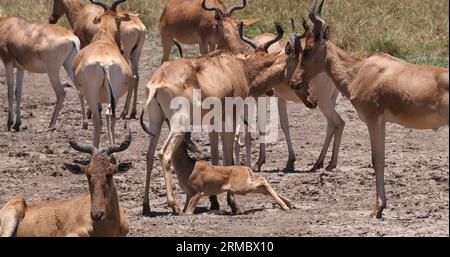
[291,0,449,218]
[73,0,136,148]
[0,129,132,237]
[50,0,147,119]
[159,0,258,63]
[0,16,81,131]
[140,23,301,215]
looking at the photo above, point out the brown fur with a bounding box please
[0,16,81,131]
[291,0,449,218]
[0,150,130,237]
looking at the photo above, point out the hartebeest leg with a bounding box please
[367,115,387,219]
[227,192,241,214]
[129,48,142,119]
[278,98,296,171]
[63,62,88,129]
[159,132,184,215]
[46,68,66,130]
[4,62,14,131]
[143,100,164,216]
[13,68,24,131]
[255,138,266,172]
[249,177,290,211]
[161,31,174,63]
[88,101,103,148]
[208,132,221,211]
[185,192,204,215]
[311,122,334,172]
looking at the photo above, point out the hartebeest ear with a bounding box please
[114,162,133,174]
[93,16,102,24]
[215,10,224,23]
[321,25,330,41]
[240,18,260,27]
[63,163,86,175]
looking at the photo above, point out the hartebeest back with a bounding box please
[73,0,136,149]
[0,128,132,237]
[50,0,147,119]
[291,0,449,218]
[0,16,81,131]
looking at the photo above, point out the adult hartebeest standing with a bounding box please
[0,16,81,131]
[0,128,132,237]
[73,0,136,148]
[291,0,449,218]
[50,0,147,119]
[159,0,258,63]
[140,23,302,215]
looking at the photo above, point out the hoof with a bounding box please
[142,204,151,216]
[82,122,89,130]
[309,163,323,173]
[209,203,220,211]
[7,119,13,132]
[120,112,128,120]
[46,127,57,132]
[171,206,182,216]
[283,160,295,172]
[371,207,384,219]
[130,112,137,120]
[325,164,336,172]
[12,122,21,132]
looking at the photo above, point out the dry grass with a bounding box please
[0,0,448,66]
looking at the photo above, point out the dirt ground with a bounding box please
[0,38,448,237]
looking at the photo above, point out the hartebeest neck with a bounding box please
[324,42,365,99]
[242,53,289,97]
[221,26,254,55]
[62,0,86,28]
[172,146,196,185]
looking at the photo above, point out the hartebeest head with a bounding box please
[291,0,330,92]
[64,125,133,223]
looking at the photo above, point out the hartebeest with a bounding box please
[291,0,449,218]
[140,23,302,215]
[0,16,81,131]
[50,0,147,119]
[140,133,292,214]
[0,128,132,237]
[73,0,136,148]
[159,0,258,63]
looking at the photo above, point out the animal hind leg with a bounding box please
[4,62,14,131]
[227,192,242,214]
[46,68,66,130]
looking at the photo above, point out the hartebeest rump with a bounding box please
[50,0,147,119]
[0,16,81,131]
[140,23,302,215]
[290,0,449,218]
[0,128,132,237]
[159,0,258,63]
[73,0,136,148]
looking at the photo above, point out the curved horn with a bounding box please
[308,0,326,38]
[239,22,258,49]
[227,0,247,16]
[90,0,108,11]
[201,0,224,16]
[262,22,284,52]
[102,123,132,155]
[111,0,127,12]
[69,135,96,155]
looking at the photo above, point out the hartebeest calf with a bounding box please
[73,0,136,148]
[159,0,258,63]
[0,16,81,131]
[142,132,292,214]
[50,0,147,119]
[140,23,302,215]
[0,128,132,237]
[291,0,449,218]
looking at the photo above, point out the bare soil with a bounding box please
[0,38,448,237]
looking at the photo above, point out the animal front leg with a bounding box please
[4,62,15,131]
[278,98,296,171]
[208,132,221,211]
[185,192,204,215]
[227,192,242,214]
[13,68,24,131]
[250,178,290,211]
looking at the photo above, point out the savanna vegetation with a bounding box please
[0,0,448,66]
